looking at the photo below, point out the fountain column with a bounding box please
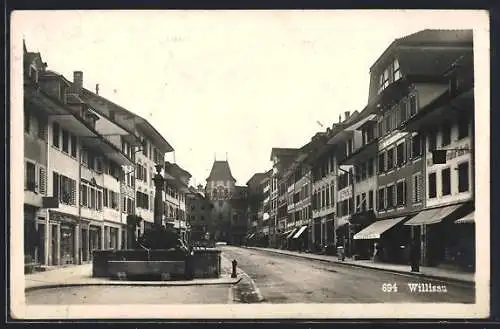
[153,164,165,226]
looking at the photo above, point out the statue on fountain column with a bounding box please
[135,164,188,252]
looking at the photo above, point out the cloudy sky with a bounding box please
[13,10,487,186]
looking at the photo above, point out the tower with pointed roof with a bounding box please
[205,159,238,242]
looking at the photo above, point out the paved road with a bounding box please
[221,246,475,303]
[26,285,232,305]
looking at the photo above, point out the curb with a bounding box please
[220,255,264,303]
[25,276,242,292]
[247,247,475,287]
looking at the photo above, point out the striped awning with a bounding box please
[404,204,461,226]
[286,228,298,239]
[292,225,308,239]
[353,217,406,240]
[455,211,475,224]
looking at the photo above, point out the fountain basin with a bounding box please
[92,248,222,280]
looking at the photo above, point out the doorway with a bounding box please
[37,223,45,265]
[51,224,58,265]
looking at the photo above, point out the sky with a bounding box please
[13,10,488,186]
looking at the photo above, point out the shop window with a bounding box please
[458,162,470,192]
[441,122,452,146]
[441,168,451,196]
[52,122,60,148]
[428,172,437,199]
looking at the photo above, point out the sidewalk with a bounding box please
[25,258,241,291]
[246,246,475,285]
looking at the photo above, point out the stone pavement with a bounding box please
[25,257,241,291]
[245,247,475,285]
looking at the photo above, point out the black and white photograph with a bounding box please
[10,9,490,319]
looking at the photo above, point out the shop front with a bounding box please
[60,222,75,265]
[353,216,410,263]
[312,219,322,251]
[404,202,474,271]
[291,225,308,251]
[24,205,38,264]
[89,225,102,258]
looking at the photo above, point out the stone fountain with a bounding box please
[92,165,221,281]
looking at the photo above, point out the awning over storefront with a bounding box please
[353,217,406,240]
[404,204,461,226]
[286,228,298,239]
[455,211,475,224]
[292,225,308,239]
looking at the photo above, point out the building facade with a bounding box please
[269,148,299,248]
[402,46,475,271]
[23,44,181,268]
[24,47,137,266]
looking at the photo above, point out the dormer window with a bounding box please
[81,108,99,129]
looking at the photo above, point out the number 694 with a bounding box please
[381,283,398,292]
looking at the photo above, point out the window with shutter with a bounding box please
[39,167,46,195]
[53,172,60,198]
[412,173,423,203]
[71,179,76,205]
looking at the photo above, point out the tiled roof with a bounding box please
[397,47,473,78]
[246,172,267,186]
[397,29,473,46]
[206,160,236,182]
[370,29,473,72]
[270,147,299,161]
[165,161,192,179]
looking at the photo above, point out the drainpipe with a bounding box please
[77,136,82,264]
[45,120,51,266]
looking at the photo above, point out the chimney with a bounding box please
[73,71,83,94]
[96,84,99,95]
[345,111,351,121]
